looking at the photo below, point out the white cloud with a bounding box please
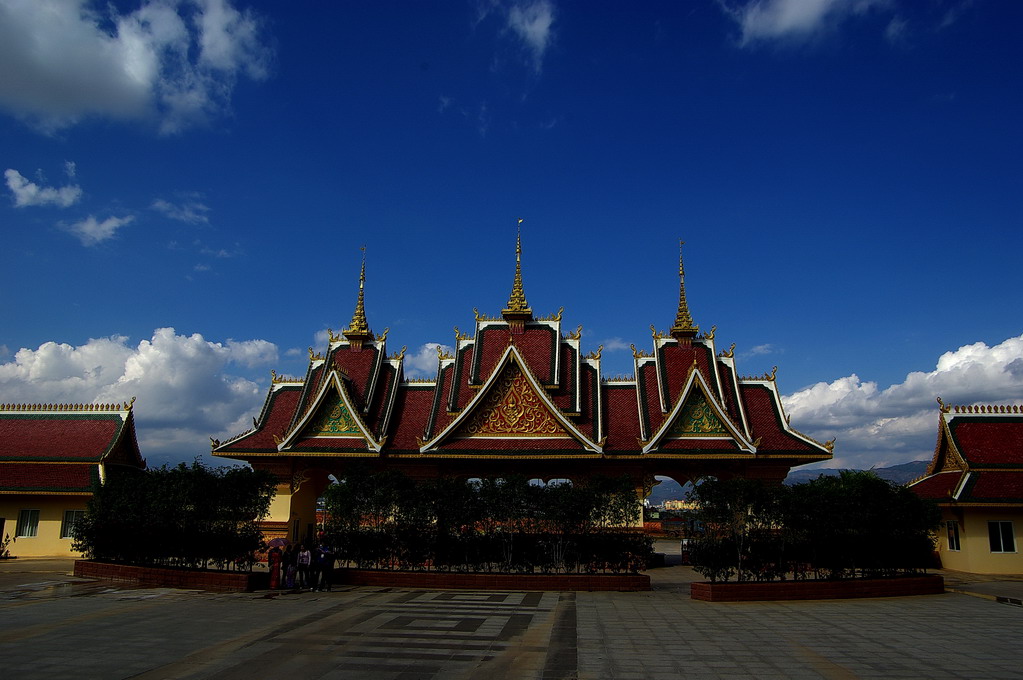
[152,197,210,224]
[64,214,135,246]
[783,334,1023,469]
[720,0,887,46]
[0,328,278,464]
[885,15,908,44]
[5,168,82,208]
[743,343,776,358]
[601,337,630,352]
[404,343,452,379]
[0,0,271,134]
[507,0,555,72]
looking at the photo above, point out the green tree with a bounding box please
[74,460,276,570]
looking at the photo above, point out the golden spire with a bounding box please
[670,240,699,343]
[344,246,372,349]
[502,219,532,332]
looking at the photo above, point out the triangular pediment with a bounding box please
[668,388,731,437]
[279,371,381,452]
[305,391,362,437]
[421,346,601,452]
[458,364,571,438]
[643,368,755,453]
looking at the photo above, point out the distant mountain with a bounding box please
[783,460,930,486]
[647,460,930,504]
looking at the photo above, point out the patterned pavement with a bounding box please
[1,556,1021,679]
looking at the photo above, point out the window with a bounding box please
[16,509,40,538]
[946,520,961,551]
[61,510,86,539]
[988,521,1016,553]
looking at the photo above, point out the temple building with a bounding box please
[0,400,145,557]
[213,238,832,542]
[909,400,1023,574]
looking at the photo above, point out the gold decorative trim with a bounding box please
[390,345,407,360]
[474,308,500,322]
[454,326,471,341]
[721,343,736,358]
[567,324,582,340]
[437,345,454,360]
[271,370,304,384]
[949,403,1023,414]
[376,327,390,342]
[585,344,603,360]
[0,397,136,413]
[650,325,670,340]
[631,343,653,359]
[308,347,325,361]
[538,307,563,322]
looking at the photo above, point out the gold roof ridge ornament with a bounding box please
[670,240,699,345]
[343,246,372,350]
[502,219,533,333]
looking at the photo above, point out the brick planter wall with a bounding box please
[335,569,651,591]
[690,574,945,602]
[74,560,262,593]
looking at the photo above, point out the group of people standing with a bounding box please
[268,542,335,591]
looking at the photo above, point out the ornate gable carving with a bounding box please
[458,365,569,438]
[668,388,729,437]
[305,391,361,437]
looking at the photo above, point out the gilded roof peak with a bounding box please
[671,239,699,340]
[502,219,532,321]
[344,246,372,343]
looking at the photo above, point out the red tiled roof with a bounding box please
[603,385,641,453]
[332,345,380,407]
[472,324,557,386]
[218,386,303,452]
[388,386,435,451]
[962,471,1023,503]
[908,470,962,500]
[949,419,1023,466]
[0,462,97,493]
[0,415,125,462]
[740,384,821,454]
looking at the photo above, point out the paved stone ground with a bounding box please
[1,551,1021,680]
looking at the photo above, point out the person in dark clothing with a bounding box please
[316,544,334,591]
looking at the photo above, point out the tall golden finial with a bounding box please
[670,240,699,344]
[344,246,372,349]
[502,219,533,332]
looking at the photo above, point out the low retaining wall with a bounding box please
[335,569,650,591]
[74,560,262,593]
[691,574,944,602]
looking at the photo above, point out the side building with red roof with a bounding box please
[909,400,1023,574]
[0,401,145,557]
[214,237,833,543]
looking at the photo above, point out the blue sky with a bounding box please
[1,0,1021,470]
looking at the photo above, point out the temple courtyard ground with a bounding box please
[1,542,1021,680]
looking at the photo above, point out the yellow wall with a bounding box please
[938,508,1022,575]
[0,496,89,557]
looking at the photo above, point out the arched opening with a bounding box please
[644,473,696,566]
